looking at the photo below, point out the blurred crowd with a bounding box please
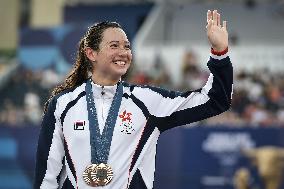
[0,67,62,126]
[206,69,284,127]
[128,50,284,127]
[1,50,284,127]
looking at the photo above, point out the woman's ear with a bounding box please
[85,47,97,62]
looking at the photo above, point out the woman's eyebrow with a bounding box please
[108,40,130,44]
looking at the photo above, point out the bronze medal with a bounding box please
[83,163,113,187]
[84,80,122,187]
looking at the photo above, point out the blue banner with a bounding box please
[155,126,284,189]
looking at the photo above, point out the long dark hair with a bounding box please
[44,21,122,113]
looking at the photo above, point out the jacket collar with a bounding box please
[91,80,117,99]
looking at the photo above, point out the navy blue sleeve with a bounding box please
[156,56,233,132]
[34,97,65,189]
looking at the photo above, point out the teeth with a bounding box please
[114,61,126,66]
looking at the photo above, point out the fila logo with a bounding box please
[74,120,85,130]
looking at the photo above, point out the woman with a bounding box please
[34,10,233,189]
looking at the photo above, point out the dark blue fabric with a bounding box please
[60,91,86,125]
[156,59,233,132]
[129,118,156,172]
[122,82,196,99]
[61,177,75,189]
[128,170,147,189]
[128,93,150,118]
[33,98,58,188]
[34,84,86,188]
[63,139,77,184]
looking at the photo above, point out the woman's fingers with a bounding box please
[217,13,221,27]
[207,10,227,30]
[213,10,218,26]
[222,20,227,30]
[207,10,212,24]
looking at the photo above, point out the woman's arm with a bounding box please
[131,10,232,131]
[34,98,65,189]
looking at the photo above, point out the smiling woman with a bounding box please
[42,22,128,110]
[34,12,233,189]
[85,27,132,86]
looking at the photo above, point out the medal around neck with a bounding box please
[83,79,123,187]
[83,163,113,186]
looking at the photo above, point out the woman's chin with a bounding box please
[108,70,127,81]
[113,66,129,76]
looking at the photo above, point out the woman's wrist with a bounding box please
[211,46,228,56]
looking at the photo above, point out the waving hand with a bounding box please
[207,10,228,52]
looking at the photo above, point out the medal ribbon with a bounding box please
[86,79,123,164]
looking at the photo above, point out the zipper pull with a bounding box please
[101,86,105,96]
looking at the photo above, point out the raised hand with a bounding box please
[206,10,228,52]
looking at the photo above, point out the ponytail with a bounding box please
[43,38,91,113]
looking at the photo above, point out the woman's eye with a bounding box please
[125,45,131,49]
[110,44,118,48]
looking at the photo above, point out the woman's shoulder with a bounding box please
[53,81,87,103]
[121,81,181,97]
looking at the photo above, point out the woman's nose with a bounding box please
[118,48,129,56]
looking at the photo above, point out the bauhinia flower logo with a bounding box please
[119,110,134,134]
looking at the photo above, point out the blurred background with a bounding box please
[1,0,284,188]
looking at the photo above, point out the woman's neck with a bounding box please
[91,74,119,86]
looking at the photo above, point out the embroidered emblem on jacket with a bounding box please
[119,110,134,134]
[74,120,85,130]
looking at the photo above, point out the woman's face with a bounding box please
[92,27,132,81]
